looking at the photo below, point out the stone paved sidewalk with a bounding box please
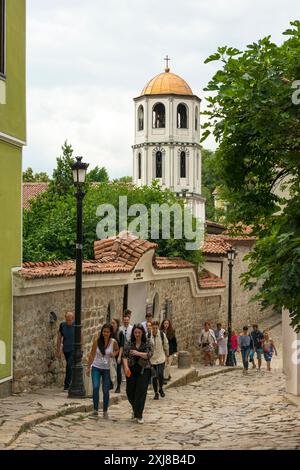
[7,325,300,451]
[0,312,282,449]
[0,365,241,449]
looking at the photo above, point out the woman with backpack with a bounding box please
[160,319,177,382]
[86,323,119,419]
[199,321,217,366]
[123,324,153,424]
[149,321,169,400]
[111,318,124,393]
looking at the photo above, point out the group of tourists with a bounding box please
[57,312,277,422]
[198,322,278,373]
[56,310,177,424]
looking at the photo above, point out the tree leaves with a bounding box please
[202,21,300,329]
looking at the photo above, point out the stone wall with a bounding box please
[13,285,124,393]
[147,278,195,352]
[217,242,274,331]
[193,296,221,362]
[12,245,275,393]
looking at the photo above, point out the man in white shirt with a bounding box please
[119,313,133,345]
[141,312,153,333]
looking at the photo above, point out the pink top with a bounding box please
[231,335,238,350]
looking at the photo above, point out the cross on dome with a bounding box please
[164,55,171,72]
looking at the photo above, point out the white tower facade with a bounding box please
[132,63,205,224]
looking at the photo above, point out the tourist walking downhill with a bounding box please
[149,321,169,399]
[56,312,76,392]
[141,312,154,333]
[86,324,119,419]
[119,313,133,347]
[199,322,217,366]
[262,331,278,371]
[123,324,153,424]
[231,330,239,366]
[218,330,228,366]
[238,326,253,374]
[111,318,124,393]
[250,324,264,370]
[161,319,177,382]
[214,323,225,364]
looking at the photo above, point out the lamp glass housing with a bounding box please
[72,157,89,185]
[227,248,236,262]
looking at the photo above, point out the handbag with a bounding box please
[110,358,117,384]
[137,357,148,368]
[130,362,143,377]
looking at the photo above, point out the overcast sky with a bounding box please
[24,0,299,178]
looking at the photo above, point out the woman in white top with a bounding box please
[87,323,119,419]
[218,331,228,365]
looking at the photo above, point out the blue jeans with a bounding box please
[232,349,237,366]
[241,347,250,370]
[92,367,111,412]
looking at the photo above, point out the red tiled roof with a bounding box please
[23,183,49,210]
[206,220,226,229]
[202,235,232,256]
[202,232,257,256]
[199,269,226,289]
[19,233,158,280]
[154,257,194,270]
[19,233,226,291]
[20,259,133,280]
[94,232,157,268]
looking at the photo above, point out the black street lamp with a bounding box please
[225,247,237,367]
[68,156,89,398]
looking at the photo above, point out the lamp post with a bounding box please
[68,156,89,398]
[225,247,237,367]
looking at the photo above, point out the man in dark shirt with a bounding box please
[250,324,264,370]
[56,312,75,391]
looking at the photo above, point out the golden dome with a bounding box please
[141,68,193,96]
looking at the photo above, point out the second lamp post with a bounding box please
[68,156,89,399]
[225,247,237,367]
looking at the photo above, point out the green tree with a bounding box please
[50,141,75,195]
[23,182,203,266]
[113,176,133,184]
[23,167,50,182]
[202,21,300,329]
[87,166,109,183]
[201,149,219,220]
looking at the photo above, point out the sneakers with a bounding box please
[89,410,99,419]
[103,411,109,420]
[159,389,165,398]
[154,393,159,400]
[137,418,144,424]
[115,386,121,394]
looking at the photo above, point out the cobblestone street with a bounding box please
[6,325,300,451]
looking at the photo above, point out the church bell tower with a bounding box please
[132,57,205,226]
